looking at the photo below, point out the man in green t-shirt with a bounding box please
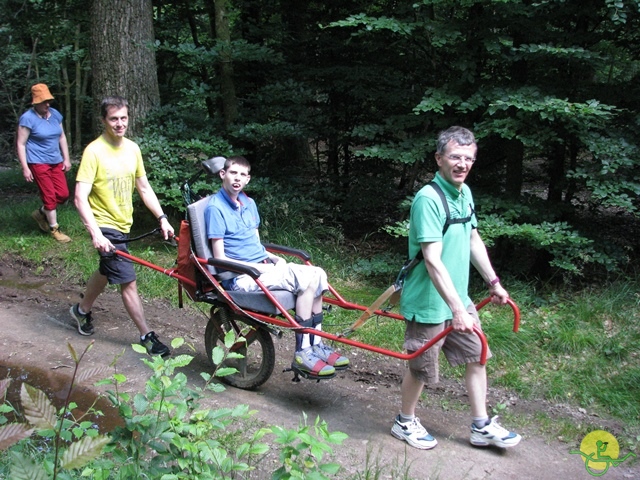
[391,126,521,450]
[70,96,174,357]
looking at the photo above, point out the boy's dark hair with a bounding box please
[225,156,251,172]
[100,96,128,119]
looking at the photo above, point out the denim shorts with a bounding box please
[98,228,136,285]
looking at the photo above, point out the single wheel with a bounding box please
[204,307,276,389]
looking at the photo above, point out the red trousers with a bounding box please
[29,162,69,211]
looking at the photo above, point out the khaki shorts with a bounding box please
[232,261,328,298]
[404,304,492,384]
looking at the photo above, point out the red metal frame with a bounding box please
[115,238,520,367]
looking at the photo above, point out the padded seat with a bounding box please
[187,196,296,315]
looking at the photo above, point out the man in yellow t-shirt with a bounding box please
[71,96,174,357]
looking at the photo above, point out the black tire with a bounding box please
[204,307,276,390]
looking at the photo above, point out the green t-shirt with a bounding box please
[76,135,145,233]
[400,172,477,324]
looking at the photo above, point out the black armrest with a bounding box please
[206,258,262,279]
[262,243,311,262]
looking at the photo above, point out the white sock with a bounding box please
[312,321,324,345]
[473,416,490,428]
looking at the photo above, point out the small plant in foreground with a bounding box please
[269,412,347,480]
[349,443,418,480]
[0,341,111,479]
[0,329,351,479]
[93,332,270,479]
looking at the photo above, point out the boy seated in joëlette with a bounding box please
[203,156,349,377]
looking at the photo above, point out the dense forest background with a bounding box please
[1,0,639,285]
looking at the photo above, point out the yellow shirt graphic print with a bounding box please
[77,135,146,233]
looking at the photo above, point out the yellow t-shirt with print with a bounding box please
[77,135,146,233]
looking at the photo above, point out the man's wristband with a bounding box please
[487,277,500,288]
[157,214,168,223]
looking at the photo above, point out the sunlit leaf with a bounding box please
[0,423,34,450]
[20,384,56,430]
[60,435,111,470]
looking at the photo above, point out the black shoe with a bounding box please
[140,331,170,357]
[70,304,95,336]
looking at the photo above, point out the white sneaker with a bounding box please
[470,416,521,448]
[391,415,437,450]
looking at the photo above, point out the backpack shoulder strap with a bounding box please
[430,181,475,235]
[413,182,449,261]
[428,182,451,236]
[410,181,474,265]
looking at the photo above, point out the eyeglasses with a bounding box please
[444,154,476,164]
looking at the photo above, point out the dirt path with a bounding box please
[0,257,636,479]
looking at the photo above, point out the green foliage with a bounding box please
[480,215,618,275]
[382,193,621,279]
[0,331,349,479]
[133,105,235,214]
[269,413,347,480]
[0,342,111,480]
[98,336,266,479]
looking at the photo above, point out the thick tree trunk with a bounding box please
[90,0,160,136]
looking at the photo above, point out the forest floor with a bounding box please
[1,255,638,479]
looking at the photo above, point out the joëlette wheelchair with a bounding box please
[115,157,520,390]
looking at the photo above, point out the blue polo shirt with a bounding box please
[205,188,268,263]
[19,107,64,165]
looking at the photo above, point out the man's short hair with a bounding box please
[100,96,128,119]
[225,156,251,172]
[436,126,476,154]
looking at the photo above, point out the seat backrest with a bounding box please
[185,193,298,314]
[186,195,216,274]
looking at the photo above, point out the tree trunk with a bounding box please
[504,138,524,198]
[213,0,238,128]
[90,0,160,136]
[61,62,72,149]
[74,24,83,155]
[547,143,566,204]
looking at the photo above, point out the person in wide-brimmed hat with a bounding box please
[16,83,72,242]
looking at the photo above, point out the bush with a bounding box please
[0,334,348,480]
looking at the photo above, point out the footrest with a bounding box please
[284,365,337,382]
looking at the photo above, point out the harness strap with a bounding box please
[414,181,474,261]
